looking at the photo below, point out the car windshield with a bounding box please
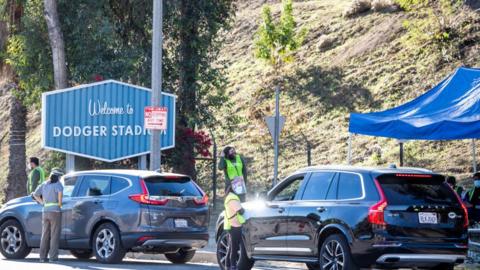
[143,176,202,197]
[377,174,458,205]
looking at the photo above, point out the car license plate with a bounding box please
[174,219,188,228]
[418,212,438,224]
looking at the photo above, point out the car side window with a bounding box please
[63,176,78,198]
[326,174,339,200]
[337,173,363,200]
[272,176,304,201]
[110,177,130,194]
[301,172,336,200]
[77,175,111,197]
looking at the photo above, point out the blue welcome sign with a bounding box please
[41,80,176,162]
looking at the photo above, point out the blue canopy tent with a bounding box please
[348,66,480,171]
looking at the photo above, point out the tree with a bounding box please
[43,0,67,89]
[254,0,306,74]
[4,0,237,179]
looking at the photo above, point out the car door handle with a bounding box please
[278,207,285,213]
[93,200,102,204]
[317,207,326,213]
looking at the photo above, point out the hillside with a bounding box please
[2,0,480,200]
[213,0,480,191]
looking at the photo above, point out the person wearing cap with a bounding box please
[27,157,46,194]
[219,146,248,202]
[224,184,246,270]
[33,171,64,263]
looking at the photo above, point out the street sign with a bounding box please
[144,106,168,130]
[265,116,286,138]
[42,80,176,162]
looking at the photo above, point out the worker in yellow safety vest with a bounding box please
[28,157,46,194]
[224,184,246,270]
[219,146,247,202]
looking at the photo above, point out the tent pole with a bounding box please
[399,142,404,167]
[347,133,352,165]
[472,139,477,173]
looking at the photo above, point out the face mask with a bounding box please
[475,180,480,187]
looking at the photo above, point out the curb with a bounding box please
[126,250,217,264]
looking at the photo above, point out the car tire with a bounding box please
[319,234,358,270]
[165,248,196,264]
[70,249,94,260]
[306,262,320,270]
[216,230,254,270]
[92,223,126,264]
[0,219,31,259]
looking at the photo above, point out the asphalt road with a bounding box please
[0,254,309,270]
[1,254,472,270]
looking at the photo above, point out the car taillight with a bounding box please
[193,194,209,206]
[461,202,469,228]
[369,179,387,226]
[446,184,469,228]
[129,179,169,205]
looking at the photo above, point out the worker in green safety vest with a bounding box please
[33,171,64,263]
[27,157,46,194]
[224,184,246,270]
[219,146,247,202]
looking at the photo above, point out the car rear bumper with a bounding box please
[351,240,468,267]
[121,231,209,250]
[376,253,466,267]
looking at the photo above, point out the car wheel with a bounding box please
[306,262,320,270]
[165,248,196,264]
[70,249,94,260]
[92,223,126,264]
[0,219,31,259]
[319,234,358,270]
[216,230,254,270]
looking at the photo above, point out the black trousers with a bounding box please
[226,226,242,269]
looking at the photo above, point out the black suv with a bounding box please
[215,166,468,270]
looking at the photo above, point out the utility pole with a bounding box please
[150,0,163,171]
[273,85,280,186]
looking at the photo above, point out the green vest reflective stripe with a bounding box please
[28,166,46,193]
[44,202,59,208]
[225,155,243,181]
[223,192,245,230]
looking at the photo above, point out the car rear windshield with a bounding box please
[377,174,458,205]
[143,176,202,197]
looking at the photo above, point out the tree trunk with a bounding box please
[174,0,197,179]
[43,0,68,89]
[4,86,28,201]
[1,2,28,202]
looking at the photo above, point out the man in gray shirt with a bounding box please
[33,171,64,263]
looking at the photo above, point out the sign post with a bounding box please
[150,0,164,172]
[265,86,284,187]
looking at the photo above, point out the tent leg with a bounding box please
[473,139,477,173]
[399,142,404,167]
[347,133,352,165]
